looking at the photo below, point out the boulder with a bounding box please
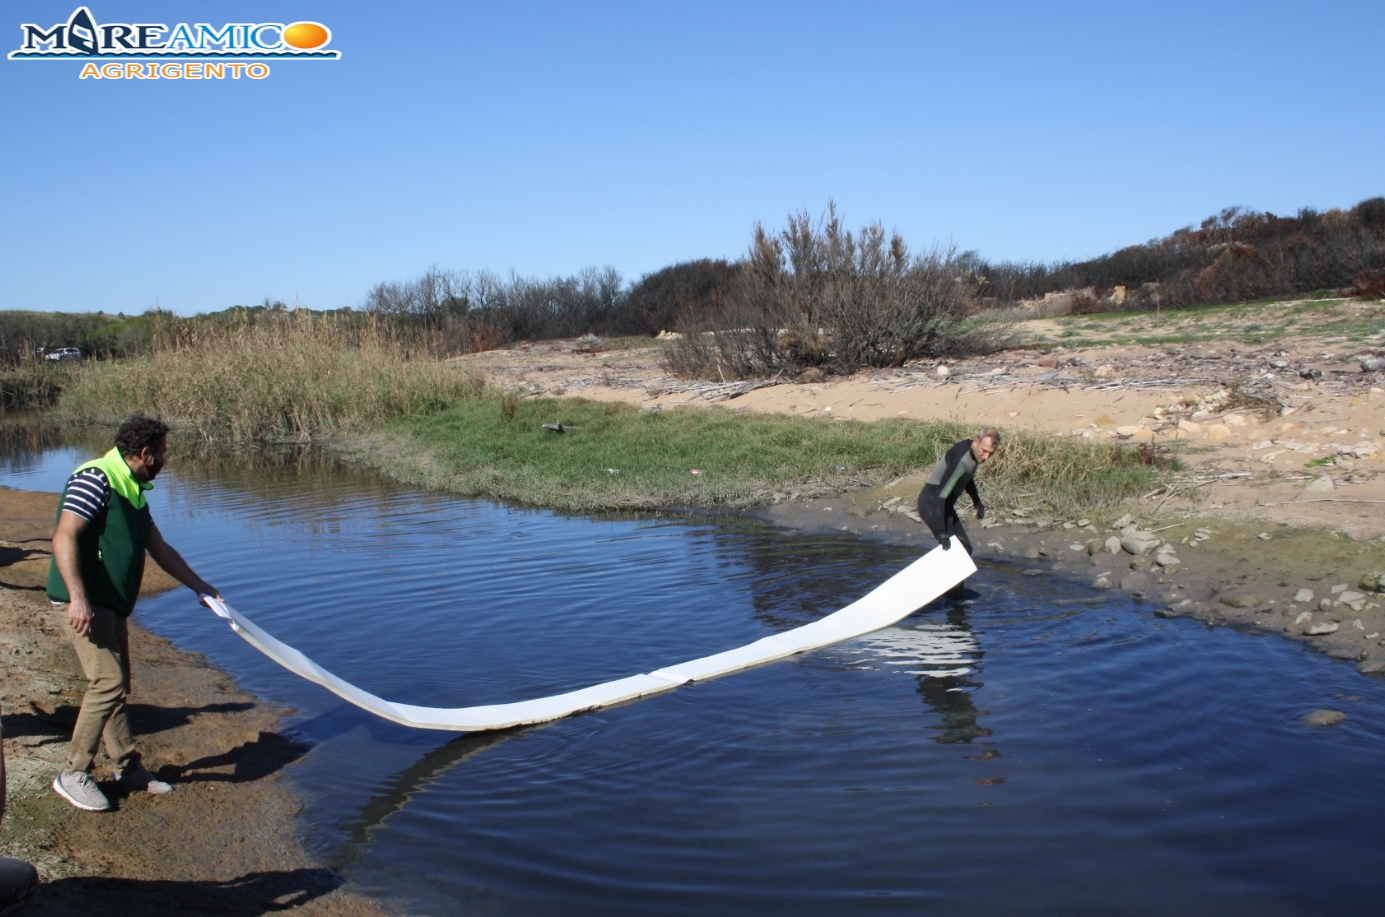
[1119,526,1162,556]
[1154,551,1182,571]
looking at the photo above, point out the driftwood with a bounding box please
[1146,472,1256,513]
[1257,498,1385,507]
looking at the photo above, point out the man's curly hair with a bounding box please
[114,415,170,457]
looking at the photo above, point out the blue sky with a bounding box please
[3,1,1381,316]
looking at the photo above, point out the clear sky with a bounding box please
[3,1,1381,316]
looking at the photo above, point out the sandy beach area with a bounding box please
[2,302,1382,914]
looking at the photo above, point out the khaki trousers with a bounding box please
[63,603,139,774]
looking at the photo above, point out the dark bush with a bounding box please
[662,204,1007,380]
[621,259,740,337]
[964,195,1385,312]
[1351,270,1385,298]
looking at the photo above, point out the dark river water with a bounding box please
[5,438,1385,916]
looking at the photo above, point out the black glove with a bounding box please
[940,533,952,550]
[975,501,986,520]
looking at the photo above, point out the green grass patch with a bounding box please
[339,395,1171,516]
[1028,296,1384,350]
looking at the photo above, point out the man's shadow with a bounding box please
[0,538,52,591]
[170,730,310,786]
[29,868,351,916]
[3,703,307,787]
[9,701,256,741]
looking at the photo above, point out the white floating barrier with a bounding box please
[201,543,976,732]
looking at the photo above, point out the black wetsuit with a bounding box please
[917,439,984,555]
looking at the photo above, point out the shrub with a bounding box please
[663,204,1007,380]
[622,259,741,337]
[1351,270,1385,299]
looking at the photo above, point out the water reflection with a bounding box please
[0,416,66,456]
[329,730,516,868]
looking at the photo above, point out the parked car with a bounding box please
[44,347,82,362]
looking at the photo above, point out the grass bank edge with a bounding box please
[329,394,1173,518]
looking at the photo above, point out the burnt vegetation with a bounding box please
[4,196,1383,390]
[660,204,1010,380]
[966,196,1385,312]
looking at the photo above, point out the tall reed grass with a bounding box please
[57,311,485,442]
[0,361,67,413]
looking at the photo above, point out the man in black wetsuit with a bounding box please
[917,428,1000,557]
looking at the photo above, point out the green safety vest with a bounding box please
[46,448,154,617]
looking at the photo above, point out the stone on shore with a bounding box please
[1120,526,1163,556]
[1336,591,1367,611]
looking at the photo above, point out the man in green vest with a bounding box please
[47,415,220,813]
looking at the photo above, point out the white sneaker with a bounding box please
[114,763,173,795]
[53,770,113,811]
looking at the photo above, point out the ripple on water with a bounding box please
[10,446,1384,917]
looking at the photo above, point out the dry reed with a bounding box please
[57,311,484,442]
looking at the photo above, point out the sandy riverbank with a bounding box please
[0,487,401,916]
